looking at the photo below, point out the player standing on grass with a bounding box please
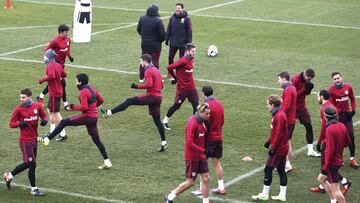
[39,73,112,169]
[4,88,48,196]
[252,95,288,202]
[165,103,211,203]
[162,43,198,130]
[277,71,297,173]
[37,24,74,110]
[328,71,358,168]
[317,107,351,203]
[291,68,320,160]
[100,54,168,152]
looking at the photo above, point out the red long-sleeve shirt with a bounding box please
[323,121,351,170]
[45,35,72,65]
[73,85,104,118]
[185,115,207,161]
[9,102,47,142]
[205,97,224,141]
[328,83,356,113]
[291,73,310,109]
[167,56,196,92]
[136,65,162,97]
[38,62,67,97]
[317,102,336,144]
[280,84,297,124]
[268,110,289,156]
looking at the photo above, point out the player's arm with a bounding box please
[158,19,166,42]
[38,67,55,84]
[9,109,21,128]
[61,69,67,78]
[322,129,334,171]
[318,117,326,145]
[186,121,205,154]
[349,86,356,112]
[270,117,285,152]
[136,18,142,35]
[165,18,172,45]
[73,90,89,111]
[185,17,192,43]
[167,58,185,79]
[281,91,291,115]
[67,40,74,62]
[95,89,104,107]
[137,71,153,89]
[45,39,56,51]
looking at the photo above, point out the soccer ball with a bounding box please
[207,45,218,57]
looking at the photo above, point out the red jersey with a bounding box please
[39,62,67,97]
[328,83,356,113]
[205,97,224,141]
[73,85,104,118]
[280,84,297,124]
[136,64,162,97]
[9,102,47,142]
[291,73,310,109]
[46,35,72,65]
[167,56,196,92]
[185,115,207,161]
[317,102,336,144]
[323,121,351,170]
[268,109,289,156]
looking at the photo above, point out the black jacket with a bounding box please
[166,11,192,48]
[137,5,166,52]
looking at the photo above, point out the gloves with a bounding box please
[38,79,43,84]
[171,79,177,85]
[130,83,137,89]
[69,56,74,63]
[304,82,314,91]
[268,150,275,156]
[264,141,270,149]
[40,120,48,126]
[342,111,355,122]
[205,149,213,158]
[165,40,169,46]
[19,121,28,128]
[316,143,321,152]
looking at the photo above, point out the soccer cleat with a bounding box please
[271,195,286,202]
[212,188,226,195]
[98,161,112,170]
[37,136,50,146]
[251,193,269,201]
[307,150,321,157]
[163,122,171,131]
[99,105,110,118]
[30,188,45,196]
[55,134,68,141]
[341,180,352,194]
[3,173,12,190]
[164,195,173,203]
[349,159,359,169]
[158,144,168,152]
[139,79,144,83]
[190,189,202,196]
[310,186,325,193]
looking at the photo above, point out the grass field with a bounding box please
[1,0,360,202]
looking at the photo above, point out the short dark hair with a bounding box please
[58,24,69,34]
[331,71,341,78]
[76,73,89,85]
[267,94,282,107]
[305,68,315,78]
[202,86,213,97]
[319,89,331,100]
[176,3,184,9]
[20,88,32,96]
[277,71,290,81]
[185,43,196,51]
[141,54,152,63]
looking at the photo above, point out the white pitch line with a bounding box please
[0,43,48,57]
[0,23,134,31]
[189,0,245,14]
[0,181,130,203]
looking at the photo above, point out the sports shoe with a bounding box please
[98,161,112,170]
[158,144,168,152]
[349,159,359,169]
[3,173,12,190]
[164,195,173,203]
[271,195,286,202]
[55,134,68,141]
[30,188,45,196]
[285,165,294,173]
[37,136,50,146]
[98,105,110,118]
[251,193,269,201]
[212,188,226,195]
[36,96,44,107]
[341,180,352,194]
[163,122,171,131]
[307,150,321,157]
[139,79,144,83]
[310,186,325,193]
[190,189,202,196]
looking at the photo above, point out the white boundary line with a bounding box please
[189,0,245,13]
[0,23,134,31]
[0,181,130,203]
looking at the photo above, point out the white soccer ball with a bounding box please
[207,45,218,57]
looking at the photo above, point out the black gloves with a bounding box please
[19,121,28,128]
[268,150,275,156]
[69,56,74,63]
[171,79,177,85]
[264,141,270,149]
[130,83,138,89]
[304,82,314,95]
[316,143,321,152]
[165,40,169,46]
[204,120,211,132]
[341,111,355,122]
[205,149,213,158]
[40,120,48,126]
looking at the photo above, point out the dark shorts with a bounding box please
[48,96,61,113]
[185,160,209,180]
[327,166,341,183]
[205,140,223,158]
[296,108,311,124]
[175,89,199,104]
[20,141,37,163]
[266,153,286,169]
[287,123,295,140]
[339,119,354,136]
[68,115,99,137]
[137,94,162,116]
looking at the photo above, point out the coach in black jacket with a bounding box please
[137,4,166,81]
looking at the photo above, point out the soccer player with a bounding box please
[162,43,198,130]
[137,4,166,82]
[39,73,112,169]
[37,24,74,109]
[100,54,167,152]
[317,107,351,203]
[38,49,68,141]
[277,71,297,172]
[291,68,320,157]
[310,90,351,194]
[4,88,48,196]
[165,3,192,80]
[164,103,211,203]
[252,95,288,202]
[328,71,358,168]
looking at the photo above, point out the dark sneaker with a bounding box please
[98,105,110,118]
[55,135,68,141]
[164,195,173,203]
[158,144,168,152]
[3,173,12,190]
[30,188,44,196]
[163,123,171,131]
